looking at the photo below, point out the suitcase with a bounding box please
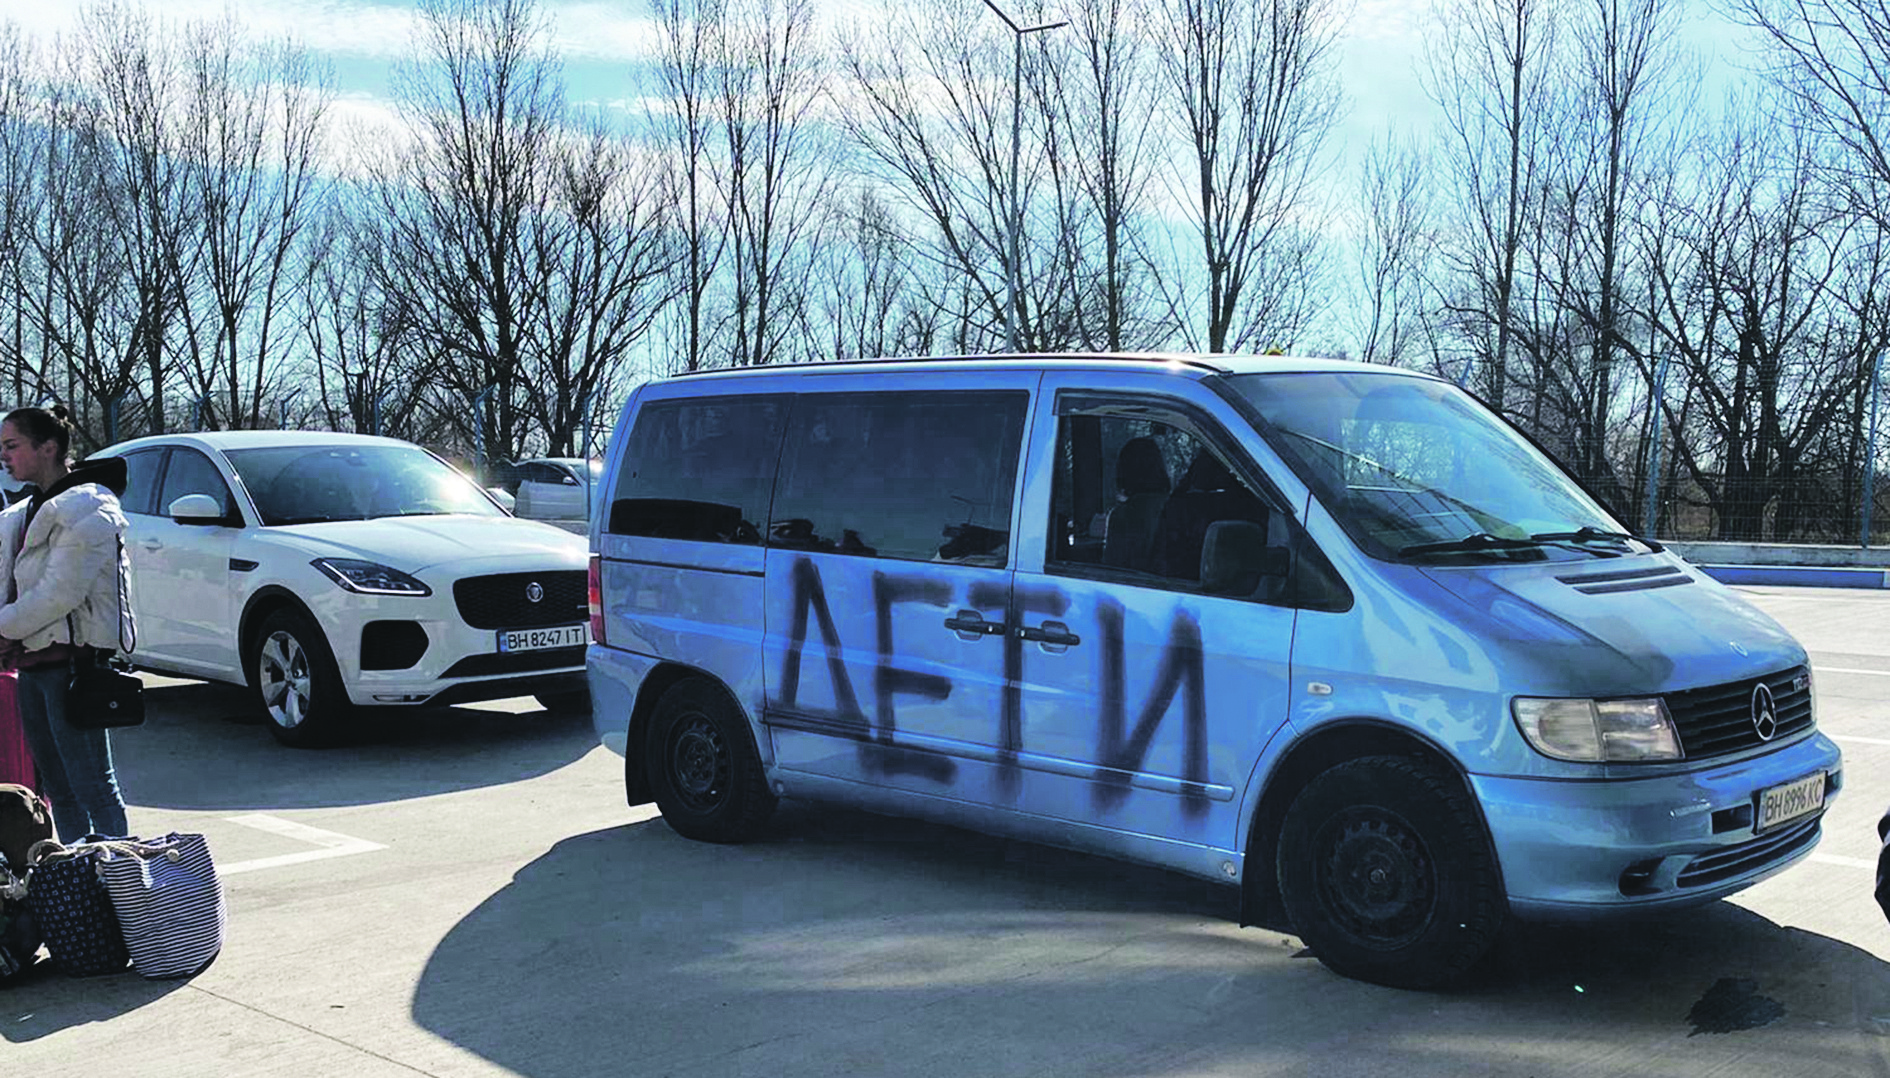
[0,673,30,792]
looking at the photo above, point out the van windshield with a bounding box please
[1222,371,1642,562]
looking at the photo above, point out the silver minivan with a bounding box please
[585,354,1840,988]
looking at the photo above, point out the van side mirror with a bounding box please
[168,493,228,525]
[1200,520,1288,597]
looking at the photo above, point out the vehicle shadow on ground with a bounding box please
[0,959,189,1041]
[411,804,1890,1078]
[116,679,599,812]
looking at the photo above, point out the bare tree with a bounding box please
[1422,0,1560,408]
[518,120,678,453]
[73,0,192,441]
[1042,0,1168,351]
[369,0,562,463]
[653,0,729,372]
[176,17,332,430]
[1730,0,1890,228]
[834,0,1042,353]
[1152,0,1343,353]
[1347,133,1439,365]
[713,0,833,366]
[1553,0,1685,509]
[1642,112,1888,539]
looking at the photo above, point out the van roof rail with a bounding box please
[667,353,1234,377]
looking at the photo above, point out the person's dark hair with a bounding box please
[3,404,73,458]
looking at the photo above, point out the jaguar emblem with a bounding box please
[1751,682,1778,742]
[526,582,544,603]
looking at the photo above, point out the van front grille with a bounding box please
[1664,666,1813,759]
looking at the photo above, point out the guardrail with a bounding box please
[1668,541,1890,589]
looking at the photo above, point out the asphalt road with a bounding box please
[4,585,1889,1078]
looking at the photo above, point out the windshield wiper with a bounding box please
[1528,525,1662,552]
[1399,533,1554,557]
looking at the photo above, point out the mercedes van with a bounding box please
[585,354,1840,988]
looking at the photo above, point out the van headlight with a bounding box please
[1512,697,1681,762]
[312,558,432,596]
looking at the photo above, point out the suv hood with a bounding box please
[263,515,586,573]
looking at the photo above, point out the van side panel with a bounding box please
[594,534,770,751]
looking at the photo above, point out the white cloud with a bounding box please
[0,1,673,65]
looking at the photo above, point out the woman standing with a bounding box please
[0,405,133,842]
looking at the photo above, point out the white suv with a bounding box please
[96,431,590,746]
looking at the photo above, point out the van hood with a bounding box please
[1418,554,1804,694]
[263,515,587,573]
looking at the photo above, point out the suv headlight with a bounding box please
[1512,697,1681,762]
[311,558,432,596]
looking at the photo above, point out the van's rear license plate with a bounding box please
[1757,771,1826,833]
[496,625,589,653]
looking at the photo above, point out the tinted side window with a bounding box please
[770,391,1026,566]
[607,395,788,543]
[1048,406,1274,595]
[118,449,166,516]
[157,449,235,519]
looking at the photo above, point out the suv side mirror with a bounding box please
[1200,520,1289,596]
[168,493,229,525]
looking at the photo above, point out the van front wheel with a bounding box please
[645,679,776,843]
[1277,755,1503,990]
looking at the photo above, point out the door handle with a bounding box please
[944,610,1005,640]
[139,539,163,551]
[1018,621,1081,649]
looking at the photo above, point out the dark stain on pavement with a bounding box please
[1686,977,1784,1035]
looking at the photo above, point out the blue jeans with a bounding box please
[16,667,129,843]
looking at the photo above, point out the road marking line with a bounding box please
[1830,734,1890,746]
[1811,853,1876,870]
[217,813,387,876]
[1815,665,1890,677]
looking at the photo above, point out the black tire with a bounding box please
[249,608,350,748]
[644,679,776,843]
[1276,755,1504,990]
[535,689,592,714]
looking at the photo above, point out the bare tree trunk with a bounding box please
[1155,0,1342,354]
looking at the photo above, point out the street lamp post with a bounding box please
[978,1,1066,354]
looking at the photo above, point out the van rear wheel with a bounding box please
[1277,755,1503,989]
[645,679,776,843]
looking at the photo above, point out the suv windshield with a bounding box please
[1223,371,1642,562]
[226,443,504,526]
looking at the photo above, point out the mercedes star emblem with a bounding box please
[1751,682,1778,742]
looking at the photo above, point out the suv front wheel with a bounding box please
[250,608,350,747]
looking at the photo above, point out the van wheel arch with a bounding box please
[1240,722,1497,931]
[625,663,734,807]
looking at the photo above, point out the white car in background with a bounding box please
[509,457,599,529]
[94,431,591,746]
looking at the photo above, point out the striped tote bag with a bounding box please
[95,833,225,979]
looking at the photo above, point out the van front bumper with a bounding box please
[1471,732,1842,920]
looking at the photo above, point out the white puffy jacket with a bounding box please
[0,460,134,654]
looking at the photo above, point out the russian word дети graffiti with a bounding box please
[771,557,1210,811]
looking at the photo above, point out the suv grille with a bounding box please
[1664,666,1813,759]
[453,571,587,630]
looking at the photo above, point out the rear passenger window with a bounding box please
[117,449,165,516]
[607,395,787,543]
[769,391,1026,566]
